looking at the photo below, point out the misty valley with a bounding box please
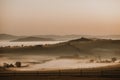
[0,37,120,72]
[1,0,120,79]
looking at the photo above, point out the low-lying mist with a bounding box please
[0,38,120,71]
[0,53,119,71]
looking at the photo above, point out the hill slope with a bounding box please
[11,37,54,42]
[1,38,120,58]
[0,34,17,40]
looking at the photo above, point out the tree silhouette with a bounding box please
[15,62,21,67]
[111,57,117,62]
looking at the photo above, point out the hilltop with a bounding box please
[11,36,55,42]
[0,34,18,40]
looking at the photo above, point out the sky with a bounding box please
[0,0,120,35]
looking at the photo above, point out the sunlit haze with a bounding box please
[0,0,120,35]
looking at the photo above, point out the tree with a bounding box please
[3,63,9,68]
[111,57,117,62]
[15,62,21,67]
[89,59,94,63]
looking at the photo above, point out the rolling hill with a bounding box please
[0,34,18,40]
[11,36,55,42]
[1,37,120,58]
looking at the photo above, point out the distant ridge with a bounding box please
[0,33,120,41]
[0,34,17,40]
[11,36,55,42]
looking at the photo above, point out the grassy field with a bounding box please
[0,64,120,80]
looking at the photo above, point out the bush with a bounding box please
[111,57,117,62]
[15,62,21,67]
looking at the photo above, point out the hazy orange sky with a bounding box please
[0,0,120,35]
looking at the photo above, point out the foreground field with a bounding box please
[0,75,120,80]
[0,64,120,80]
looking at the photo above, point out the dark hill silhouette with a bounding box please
[11,36,54,42]
[0,34,17,40]
[69,37,93,42]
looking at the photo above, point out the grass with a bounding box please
[0,64,120,80]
